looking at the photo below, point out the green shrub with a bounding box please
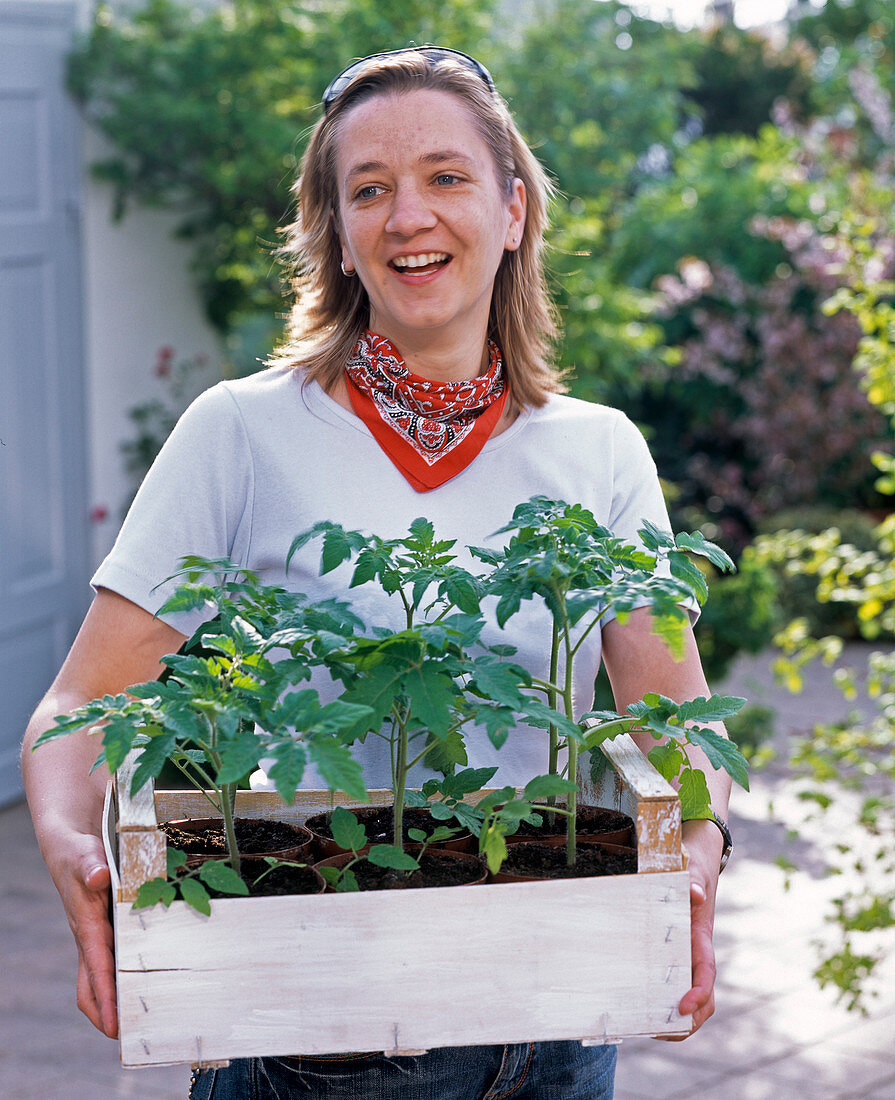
[753,508,887,640]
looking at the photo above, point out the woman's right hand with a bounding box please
[22,589,187,1039]
[48,828,119,1037]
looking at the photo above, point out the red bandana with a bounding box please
[345,330,508,492]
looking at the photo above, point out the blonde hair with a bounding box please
[271,51,565,408]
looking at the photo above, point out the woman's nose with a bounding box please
[384,183,437,237]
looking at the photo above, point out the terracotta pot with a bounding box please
[504,804,634,849]
[314,848,487,891]
[305,806,472,860]
[490,841,638,884]
[162,817,313,869]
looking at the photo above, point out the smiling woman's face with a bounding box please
[334,88,526,358]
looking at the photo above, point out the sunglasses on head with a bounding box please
[322,47,495,113]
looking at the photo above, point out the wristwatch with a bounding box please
[683,811,733,872]
[707,811,733,872]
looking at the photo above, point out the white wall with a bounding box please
[81,126,222,565]
[19,0,224,566]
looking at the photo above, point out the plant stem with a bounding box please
[220,779,240,876]
[392,711,409,850]
[547,622,560,821]
[561,615,577,868]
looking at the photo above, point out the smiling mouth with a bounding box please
[390,252,451,275]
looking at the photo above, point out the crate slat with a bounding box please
[108,739,690,1066]
[115,871,690,1066]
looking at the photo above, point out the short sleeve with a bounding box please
[608,413,673,541]
[605,413,699,624]
[91,383,254,636]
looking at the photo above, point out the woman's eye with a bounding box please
[356,185,382,200]
[435,173,461,186]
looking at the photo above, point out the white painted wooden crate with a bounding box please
[104,730,691,1068]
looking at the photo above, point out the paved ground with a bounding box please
[2,645,893,1099]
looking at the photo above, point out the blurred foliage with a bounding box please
[752,508,884,640]
[68,0,496,330]
[772,156,895,1009]
[692,552,780,683]
[681,25,813,137]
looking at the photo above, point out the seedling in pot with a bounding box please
[472,498,749,866]
[34,559,373,912]
[289,519,549,857]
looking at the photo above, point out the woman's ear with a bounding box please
[504,178,527,251]
[340,241,356,276]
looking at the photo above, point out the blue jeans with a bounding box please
[188,1042,616,1099]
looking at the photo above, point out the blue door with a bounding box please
[0,2,89,806]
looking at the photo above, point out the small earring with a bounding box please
[340,260,355,277]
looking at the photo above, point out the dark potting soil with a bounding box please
[243,863,322,898]
[307,806,462,847]
[349,852,485,891]
[510,805,634,840]
[162,817,304,855]
[502,842,637,879]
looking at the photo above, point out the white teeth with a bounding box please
[392,252,448,270]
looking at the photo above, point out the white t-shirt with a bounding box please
[93,368,675,788]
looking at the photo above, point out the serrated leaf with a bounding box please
[482,824,508,874]
[648,742,684,783]
[405,666,456,739]
[133,877,177,910]
[199,860,249,895]
[686,728,750,791]
[330,807,367,852]
[266,739,306,805]
[215,730,263,784]
[676,695,747,724]
[678,768,712,821]
[422,728,468,775]
[166,848,187,874]
[523,774,577,800]
[308,736,368,803]
[179,877,212,915]
[367,845,420,871]
[443,571,481,615]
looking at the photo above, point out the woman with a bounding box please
[23,48,730,1099]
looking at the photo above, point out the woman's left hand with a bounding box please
[659,818,724,1040]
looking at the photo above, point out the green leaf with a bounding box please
[481,824,508,874]
[321,528,354,574]
[130,731,179,795]
[443,571,482,615]
[675,531,735,572]
[405,666,457,739]
[266,739,306,805]
[308,737,368,803]
[166,847,187,874]
[101,716,141,775]
[179,877,212,915]
[678,768,712,821]
[676,695,747,724]
[523,774,577,800]
[215,730,263,785]
[199,860,249,896]
[470,658,528,708]
[367,845,420,871]
[686,728,751,791]
[133,877,176,910]
[422,728,468,775]
[330,807,367,852]
[648,742,684,783]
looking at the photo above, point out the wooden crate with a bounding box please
[104,730,691,1068]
